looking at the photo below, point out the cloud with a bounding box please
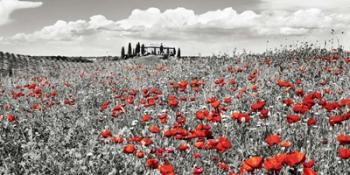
[0,0,42,26]
[10,7,350,42]
[3,7,350,56]
[260,0,350,11]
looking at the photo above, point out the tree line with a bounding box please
[121,42,181,59]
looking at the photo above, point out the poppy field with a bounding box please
[1,48,350,175]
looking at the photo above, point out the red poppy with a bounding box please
[338,147,350,159]
[303,168,317,175]
[195,109,209,120]
[149,125,161,134]
[285,151,305,167]
[307,118,317,126]
[193,152,201,159]
[259,109,269,119]
[282,98,294,106]
[295,89,305,97]
[277,80,294,88]
[100,129,112,138]
[193,166,204,175]
[168,95,178,108]
[140,138,153,147]
[136,151,145,158]
[245,156,263,169]
[337,134,350,144]
[123,144,136,154]
[112,136,124,144]
[263,155,285,171]
[146,159,159,169]
[293,104,310,114]
[218,162,230,171]
[303,160,315,168]
[279,140,293,148]
[265,134,281,146]
[7,114,16,123]
[329,115,347,125]
[211,100,221,109]
[142,114,152,122]
[287,115,301,124]
[231,112,250,124]
[251,100,266,112]
[224,97,232,104]
[159,163,175,175]
[178,143,190,151]
[179,80,188,92]
[216,136,232,153]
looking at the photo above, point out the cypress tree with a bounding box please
[127,42,132,58]
[121,47,125,59]
[160,43,164,54]
[135,42,140,56]
[141,44,145,56]
[177,48,181,58]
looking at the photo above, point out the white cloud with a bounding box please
[3,7,350,56]
[260,0,350,11]
[11,7,350,42]
[0,0,42,25]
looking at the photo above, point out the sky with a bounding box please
[0,0,350,56]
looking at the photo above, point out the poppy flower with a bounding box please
[277,80,294,88]
[178,143,190,151]
[337,134,350,144]
[263,155,285,171]
[259,109,269,119]
[339,98,350,107]
[216,136,232,153]
[303,168,317,175]
[265,134,281,146]
[32,104,41,111]
[224,97,232,104]
[136,151,145,158]
[307,118,317,126]
[279,140,293,148]
[293,104,310,114]
[159,163,175,175]
[123,144,136,154]
[7,114,16,123]
[329,115,346,125]
[100,129,112,138]
[245,156,263,169]
[287,115,301,124]
[146,159,159,169]
[282,98,294,106]
[285,151,305,167]
[303,160,315,168]
[168,95,178,108]
[295,89,305,97]
[142,114,152,122]
[231,112,250,124]
[211,100,221,109]
[193,166,204,175]
[112,136,124,144]
[179,80,188,91]
[193,152,201,159]
[251,100,266,112]
[338,147,350,159]
[195,110,209,120]
[141,138,153,147]
[218,162,230,171]
[149,125,161,134]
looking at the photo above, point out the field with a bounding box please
[1,48,350,175]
